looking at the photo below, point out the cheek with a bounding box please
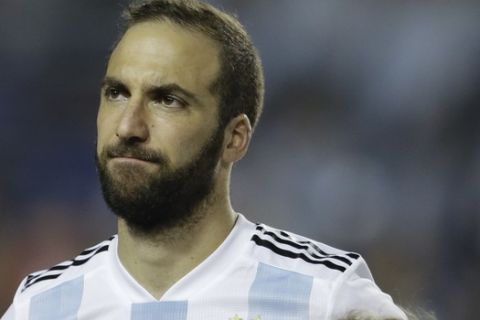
[159,123,213,165]
[96,107,115,154]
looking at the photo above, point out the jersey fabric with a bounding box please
[2,214,406,320]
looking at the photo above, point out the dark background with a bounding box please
[1,1,479,318]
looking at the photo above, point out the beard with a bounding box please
[95,127,224,235]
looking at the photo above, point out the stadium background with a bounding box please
[1,0,479,318]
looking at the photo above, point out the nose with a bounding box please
[115,101,149,144]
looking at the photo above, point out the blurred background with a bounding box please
[1,0,479,318]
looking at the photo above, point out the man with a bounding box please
[2,0,407,319]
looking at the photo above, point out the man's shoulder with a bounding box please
[14,236,116,300]
[248,222,366,281]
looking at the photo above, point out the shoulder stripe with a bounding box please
[251,235,346,272]
[347,253,360,259]
[78,245,104,256]
[71,245,109,266]
[22,237,114,292]
[256,225,355,265]
[26,274,62,286]
[251,225,360,272]
[76,236,115,257]
[297,239,360,260]
[23,244,110,291]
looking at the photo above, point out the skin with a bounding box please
[96,20,252,299]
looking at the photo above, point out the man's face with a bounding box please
[96,20,223,233]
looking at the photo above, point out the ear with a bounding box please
[221,114,252,164]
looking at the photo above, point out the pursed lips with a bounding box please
[109,155,156,164]
[106,148,164,164]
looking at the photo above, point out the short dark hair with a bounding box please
[118,0,265,130]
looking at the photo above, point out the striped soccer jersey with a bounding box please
[2,214,406,320]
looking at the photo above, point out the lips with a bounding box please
[110,155,154,163]
[104,145,165,164]
[111,154,147,161]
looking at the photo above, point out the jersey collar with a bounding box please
[108,213,254,302]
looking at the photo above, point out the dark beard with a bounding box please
[95,127,224,235]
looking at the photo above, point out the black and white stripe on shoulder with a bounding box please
[251,224,359,272]
[21,235,115,292]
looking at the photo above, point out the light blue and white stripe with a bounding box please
[248,262,313,320]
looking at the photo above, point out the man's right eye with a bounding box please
[104,87,125,101]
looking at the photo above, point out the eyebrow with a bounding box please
[101,77,129,92]
[146,83,199,104]
[101,76,200,104]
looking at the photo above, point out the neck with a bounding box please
[116,187,237,299]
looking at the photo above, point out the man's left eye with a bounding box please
[155,95,186,108]
[162,96,177,106]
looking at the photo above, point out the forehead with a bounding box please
[107,20,221,95]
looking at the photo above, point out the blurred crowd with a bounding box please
[1,0,479,318]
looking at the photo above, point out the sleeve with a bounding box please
[1,304,15,320]
[326,257,407,320]
[1,276,31,320]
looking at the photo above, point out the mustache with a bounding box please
[103,143,167,164]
